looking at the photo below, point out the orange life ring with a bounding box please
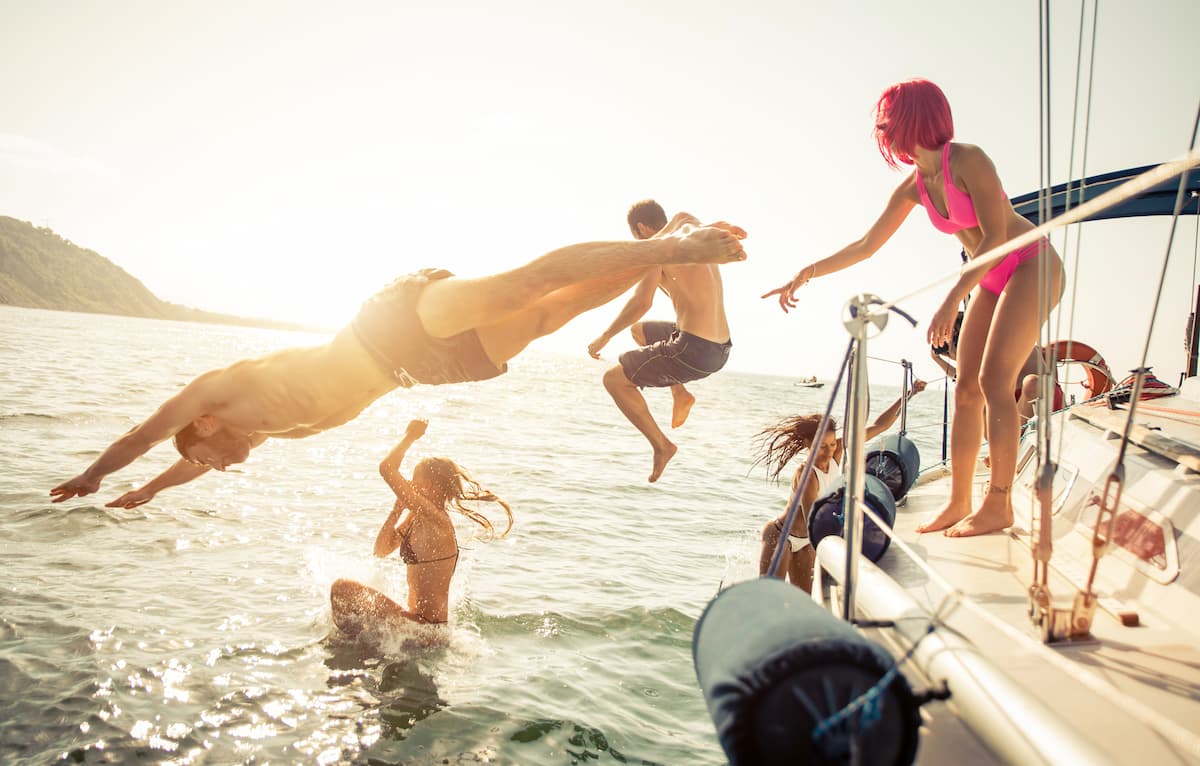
[1049,340,1115,397]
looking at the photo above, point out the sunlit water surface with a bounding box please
[0,305,952,765]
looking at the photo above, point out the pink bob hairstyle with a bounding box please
[873,79,954,169]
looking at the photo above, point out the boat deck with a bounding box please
[871,456,1200,765]
[1072,397,1200,469]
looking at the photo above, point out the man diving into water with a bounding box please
[50,217,747,507]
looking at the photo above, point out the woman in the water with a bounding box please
[330,418,512,637]
[755,382,925,592]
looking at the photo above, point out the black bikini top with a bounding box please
[398,530,459,568]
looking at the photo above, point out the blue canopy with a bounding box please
[1011,163,1200,222]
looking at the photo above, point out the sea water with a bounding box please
[0,305,952,765]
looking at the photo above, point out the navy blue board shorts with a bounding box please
[619,320,732,388]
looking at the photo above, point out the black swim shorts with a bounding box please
[351,268,507,387]
[619,320,731,388]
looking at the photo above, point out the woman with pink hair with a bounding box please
[763,79,1063,537]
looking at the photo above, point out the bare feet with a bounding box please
[945,485,1014,537]
[916,499,971,533]
[649,440,678,483]
[672,225,747,265]
[671,388,696,428]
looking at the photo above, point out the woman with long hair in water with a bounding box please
[330,419,512,636]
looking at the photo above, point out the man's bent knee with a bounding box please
[603,364,632,393]
[630,322,647,346]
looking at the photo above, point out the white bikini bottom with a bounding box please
[786,534,811,553]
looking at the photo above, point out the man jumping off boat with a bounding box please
[50,219,747,507]
[588,201,737,482]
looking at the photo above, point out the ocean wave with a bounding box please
[0,412,56,421]
[461,604,697,645]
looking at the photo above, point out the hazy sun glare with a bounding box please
[2,1,1198,380]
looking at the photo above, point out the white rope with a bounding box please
[879,148,1200,312]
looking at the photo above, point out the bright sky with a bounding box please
[3,0,1198,385]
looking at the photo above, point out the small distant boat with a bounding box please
[794,379,824,388]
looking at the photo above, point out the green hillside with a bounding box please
[0,216,318,331]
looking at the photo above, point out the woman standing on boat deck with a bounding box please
[330,419,513,637]
[756,382,926,592]
[762,78,1064,537]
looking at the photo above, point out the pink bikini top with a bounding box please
[915,143,982,234]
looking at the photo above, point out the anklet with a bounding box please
[987,484,1011,495]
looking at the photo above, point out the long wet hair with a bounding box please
[412,457,513,540]
[753,414,838,483]
[874,78,954,169]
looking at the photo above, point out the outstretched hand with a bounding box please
[761,266,815,313]
[656,211,702,237]
[107,487,156,509]
[49,474,99,503]
[587,336,608,359]
[405,419,428,440]
[908,379,928,398]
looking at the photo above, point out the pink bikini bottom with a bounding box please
[978,239,1047,295]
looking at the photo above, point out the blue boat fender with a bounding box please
[693,578,921,765]
[865,433,921,502]
[809,474,898,563]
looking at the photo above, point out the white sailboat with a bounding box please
[696,157,1200,766]
[693,5,1200,763]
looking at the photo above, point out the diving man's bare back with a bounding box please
[200,327,395,438]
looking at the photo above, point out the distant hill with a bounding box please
[0,215,322,332]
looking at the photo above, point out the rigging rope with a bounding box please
[1051,0,1100,466]
[1031,0,1057,583]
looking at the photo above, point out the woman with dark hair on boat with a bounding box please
[330,419,513,637]
[763,78,1064,537]
[755,382,925,592]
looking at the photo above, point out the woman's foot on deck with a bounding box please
[945,485,1014,537]
[916,500,972,533]
[649,441,678,483]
